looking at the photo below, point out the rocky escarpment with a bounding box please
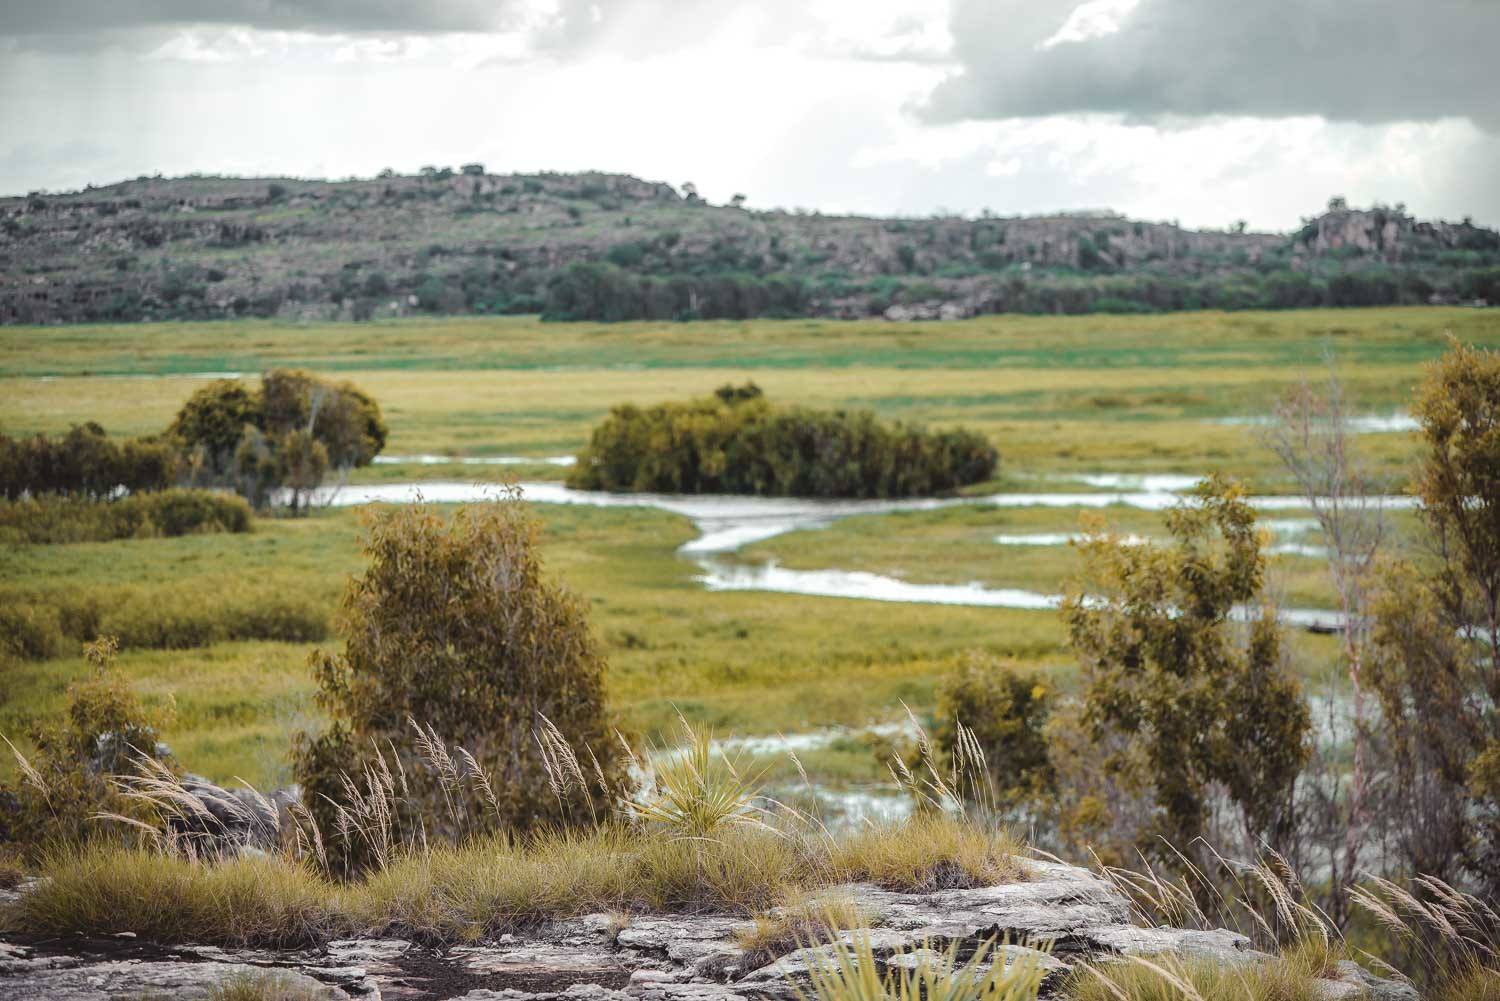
[4,170,1495,326]
[0,860,1416,1001]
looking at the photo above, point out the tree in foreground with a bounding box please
[293,494,624,868]
[1370,340,1500,893]
[1063,476,1310,869]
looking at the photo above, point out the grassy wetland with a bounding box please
[3,306,1498,792]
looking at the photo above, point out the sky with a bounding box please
[1,0,1497,232]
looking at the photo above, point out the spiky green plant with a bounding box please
[803,931,1046,1001]
[631,724,772,839]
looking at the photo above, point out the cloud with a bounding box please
[923,0,1500,132]
[0,0,527,37]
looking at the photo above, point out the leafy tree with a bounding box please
[293,496,624,866]
[276,429,328,514]
[1370,340,1500,891]
[170,380,260,476]
[1063,477,1310,863]
[170,371,385,510]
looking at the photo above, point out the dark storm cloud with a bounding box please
[0,0,520,37]
[923,0,1500,131]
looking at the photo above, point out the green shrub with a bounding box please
[0,603,62,661]
[935,653,1054,813]
[1063,477,1311,864]
[293,496,624,868]
[568,383,996,498]
[0,639,172,857]
[0,489,252,544]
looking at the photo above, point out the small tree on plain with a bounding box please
[293,494,624,869]
[1063,476,1311,874]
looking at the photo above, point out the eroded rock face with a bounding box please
[0,859,1415,1001]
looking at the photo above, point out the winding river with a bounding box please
[311,479,1413,631]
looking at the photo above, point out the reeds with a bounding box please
[1,717,1028,947]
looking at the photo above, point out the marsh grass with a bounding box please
[3,847,336,947]
[830,815,1023,892]
[0,583,328,662]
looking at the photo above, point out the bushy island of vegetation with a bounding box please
[567,383,998,497]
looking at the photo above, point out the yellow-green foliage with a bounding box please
[0,639,171,857]
[568,382,996,498]
[1369,340,1500,888]
[294,497,624,864]
[1430,967,1500,1001]
[0,584,326,662]
[631,724,770,838]
[1064,477,1311,857]
[935,653,1054,812]
[2,847,334,947]
[3,812,1026,946]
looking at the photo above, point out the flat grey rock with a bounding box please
[0,858,1419,1001]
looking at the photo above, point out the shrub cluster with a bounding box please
[567,383,997,498]
[0,489,251,544]
[0,423,176,500]
[0,638,172,854]
[0,584,327,661]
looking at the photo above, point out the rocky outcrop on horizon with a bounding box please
[1,171,1494,325]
